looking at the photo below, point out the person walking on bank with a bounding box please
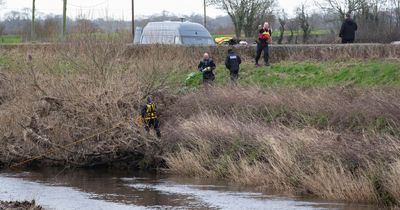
[198,52,216,85]
[225,49,242,83]
[255,22,272,67]
[141,96,161,138]
[339,13,358,44]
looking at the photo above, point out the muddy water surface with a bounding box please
[0,168,377,210]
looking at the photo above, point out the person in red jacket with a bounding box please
[255,22,272,67]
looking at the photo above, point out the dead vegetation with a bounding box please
[0,41,400,206]
[163,87,400,205]
[0,35,177,169]
[0,200,43,210]
[2,43,400,64]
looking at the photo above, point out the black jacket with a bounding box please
[339,19,358,40]
[225,52,242,73]
[198,59,216,80]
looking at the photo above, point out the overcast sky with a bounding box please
[0,0,302,20]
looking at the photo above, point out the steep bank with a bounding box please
[163,87,400,205]
[1,43,400,206]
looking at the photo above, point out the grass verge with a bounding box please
[0,35,22,44]
[181,59,400,88]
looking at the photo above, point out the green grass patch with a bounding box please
[0,35,22,44]
[272,29,331,37]
[0,54,13,67]
[175,60,400,89]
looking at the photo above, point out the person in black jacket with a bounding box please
[339,13,358,44]
[225,49,242,83]
[198,52,216,85]
[255,22,272,66]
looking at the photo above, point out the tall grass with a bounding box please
[1,41,400,206]
[163,87,400,205]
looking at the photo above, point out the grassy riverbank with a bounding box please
[1,42,400,206]
[181,60,400,88]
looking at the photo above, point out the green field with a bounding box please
[0,35,22,44]
[181,60,400,88]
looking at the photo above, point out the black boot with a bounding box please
[156,130,161,138]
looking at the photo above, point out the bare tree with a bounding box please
[318,0,366,20]
[277,9,287,44]
[243,0,275,37]
[208,0,247,37]
[286,18,299,44]
[35,16,62,41]
[208,0,275,38]
[296,4,312,43]
[393,0,400,26]
[0,0,5,37]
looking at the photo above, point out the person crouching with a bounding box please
[198,52,216,85]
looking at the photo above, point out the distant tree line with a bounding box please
[0,0,399,43]
[0,9,234,42]
[208,0,400,43]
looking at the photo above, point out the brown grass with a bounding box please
[1,40,400,206]
[163,87,400,205]
[2,43,400,64]
[0,35,178,169]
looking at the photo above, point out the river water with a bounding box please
[0,168,377,210]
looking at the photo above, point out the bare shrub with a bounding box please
[0,34,174,169]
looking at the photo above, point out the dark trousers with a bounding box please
[230,71,238,83]
[145,118,161,138]
[342,38,354,44]
[255,42,269,65]
[203,75,215,86]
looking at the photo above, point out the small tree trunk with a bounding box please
[232,19,242,38]
[31,0,35,41]
[63,0,67,38]
[278,19,285,44]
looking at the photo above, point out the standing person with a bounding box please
[198,52,216,85]
[339,13,358,44]
[225,48,242,83]
[255,22,272,67]
[141,96,161,138]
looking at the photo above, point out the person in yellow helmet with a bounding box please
[141,96,161,138]
[255,22,272,67]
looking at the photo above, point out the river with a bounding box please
[0,168,377,210]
